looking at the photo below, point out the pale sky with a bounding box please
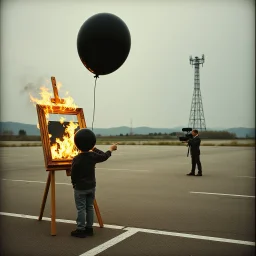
[0,0,255,129]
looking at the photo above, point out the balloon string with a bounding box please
[92,75,99,131]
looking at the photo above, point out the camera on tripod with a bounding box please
[179,128,193,142]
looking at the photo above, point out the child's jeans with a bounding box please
[74,188,95,230]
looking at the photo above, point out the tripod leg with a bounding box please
[50,171,56,236]
[94,199,104,228]
[38,172,51,221]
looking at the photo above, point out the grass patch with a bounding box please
[0,143,42,147]
[0,140,254,147]
[216,140,254,147]
[201,143,216,146]
[217,143,254,147]
[141,141,183,146]
[98,141,184,146]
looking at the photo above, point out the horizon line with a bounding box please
[0,121,254,130]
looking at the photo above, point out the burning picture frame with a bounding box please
[31,76,87,171]
[36,104,86,170]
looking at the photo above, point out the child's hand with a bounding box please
[89,146,96,152]
[110,143,118,151]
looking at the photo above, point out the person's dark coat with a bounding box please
[188,136,201,155]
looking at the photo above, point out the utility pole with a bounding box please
[130,119,133,135]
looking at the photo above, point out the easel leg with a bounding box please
[94,199,104,228]
[38,172,51,221]
[51,171,56,236]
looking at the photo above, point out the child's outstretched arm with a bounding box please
[91,143,118,163]
[92,143,118,153]
[92,147,107,154]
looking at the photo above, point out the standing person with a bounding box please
[186,129,202,176]
[71,128,118,238]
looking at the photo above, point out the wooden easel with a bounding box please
[37,77,104,236]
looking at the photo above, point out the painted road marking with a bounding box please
[236,176,255,179]
[2,179,71,186]
[97,167,150,172]
[0,212,254,247]
[1,166,151,172]
[79,229,138,256]
[124,227,255,246]
[0,212,124,230]
[2,179,255,198]
[190,191,255,198]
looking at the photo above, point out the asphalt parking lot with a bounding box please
[0,145,255,256]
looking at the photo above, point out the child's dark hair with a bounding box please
[74,128,96,151]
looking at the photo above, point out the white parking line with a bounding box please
[236,176,255,179]
[1,166,151,172]
[97,167,150,172]
[0,212,124,230]
[190,191,255,198]
[2,179,71,186]
[3,179,255,199]
[1,166,44,171]
[79,229,138,256]
[124,227,255,246]
[0,211,254,247]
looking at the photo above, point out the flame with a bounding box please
[51,121,79,159]
[29,85,78,116]
[29,81,80,159]
[59,117,65,124]
[56,81,62,91]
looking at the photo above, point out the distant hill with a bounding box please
[223,127,255,138]
[0,121,254,138]
[92,126,180,136]
[0,122,40,136]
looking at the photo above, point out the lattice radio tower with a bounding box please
[188,55,206,131]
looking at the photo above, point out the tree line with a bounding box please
[103,131,239,139]
[0,129,253,140]
[1,129,27,136]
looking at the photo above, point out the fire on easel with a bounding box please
[36,77,103,236]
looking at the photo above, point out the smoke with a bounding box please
[20,76,49,95]
[22,82,40,93]
[20,76,51,110]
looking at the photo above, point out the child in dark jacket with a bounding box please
[71,128,117,238]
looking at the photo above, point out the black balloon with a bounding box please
[77,13,131,76]
[74,128,96,152]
